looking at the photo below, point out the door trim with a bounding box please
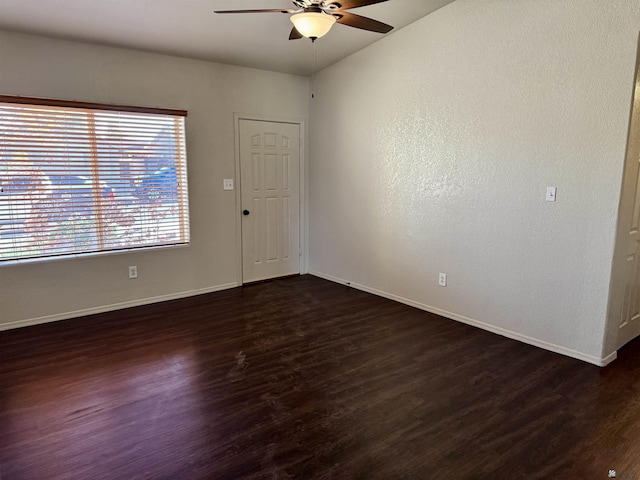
[233,113,308,285]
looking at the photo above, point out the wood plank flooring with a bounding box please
[1,274,640,479]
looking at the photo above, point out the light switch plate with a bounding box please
[223,179,234,190]
[546,187,557,202]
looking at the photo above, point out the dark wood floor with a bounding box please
[1,275,639,479]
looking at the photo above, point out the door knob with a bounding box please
[243,209,250,216]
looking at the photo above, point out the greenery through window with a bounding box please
[0,96,189,262]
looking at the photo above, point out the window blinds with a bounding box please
[0,97,189,262]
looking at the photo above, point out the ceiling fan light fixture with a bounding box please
[290,12,336,39]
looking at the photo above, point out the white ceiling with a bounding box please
[0,0,455,76]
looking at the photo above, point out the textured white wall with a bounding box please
[309,0,640,364]
[0,31,308,327]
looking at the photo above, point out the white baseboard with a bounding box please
[309,270,617,367]
[0,282,239,332]
[598,350,618,366]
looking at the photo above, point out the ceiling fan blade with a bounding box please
[328,0,388,11]
[289,26,303,40]
[214,9,297,14]
[334,11,393,33]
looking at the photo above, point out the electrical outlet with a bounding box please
[439,273,447,287]
[128,265,138,279]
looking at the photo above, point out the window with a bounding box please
[0,96,189,263]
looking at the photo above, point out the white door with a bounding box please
[618,166,640,349]
[616,43,640,349]
[239,119,300,283]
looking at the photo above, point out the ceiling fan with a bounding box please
[214,0,394,41]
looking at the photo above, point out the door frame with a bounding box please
[233,113,308,285]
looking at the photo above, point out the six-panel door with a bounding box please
[239,119,300,283]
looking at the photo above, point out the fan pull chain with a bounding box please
[311,39,317,99]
